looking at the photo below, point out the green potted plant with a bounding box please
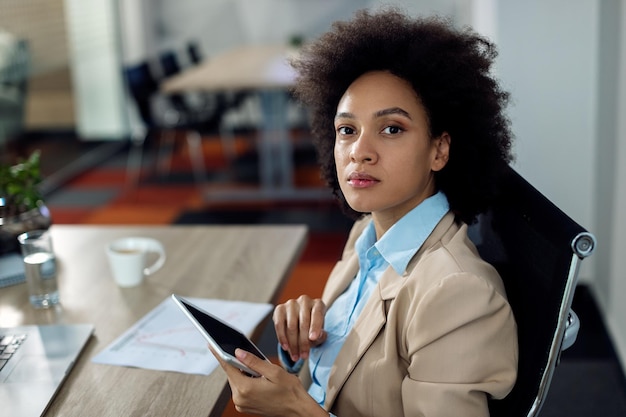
[0,150,52,254]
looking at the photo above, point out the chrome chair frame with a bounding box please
[467,164,596,417]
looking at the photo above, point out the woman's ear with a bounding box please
[431,132,451,172]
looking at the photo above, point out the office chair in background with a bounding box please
[158,48,240,135]
[466,164,596,417]
[123,61,208,186]
[157,51,194,115]
[157,45,257,178]
[186,42,203,65]
[123,43,250,187]
[178,43,259,165]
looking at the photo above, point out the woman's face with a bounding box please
[334,71,449,230]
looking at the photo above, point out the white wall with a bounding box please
[140,0,465,63]
[117,0,152,66]
[606,8,626,373]
[495,0,626,372]
[594,0,626,374]
[496,0,599,282]
[149,0,382,60]
[64,0,129,139]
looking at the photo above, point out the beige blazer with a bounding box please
[320,212,518,417]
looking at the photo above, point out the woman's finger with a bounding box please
[273,304,289,352]
[297,298,313,359]
[309,299,327,345]
[284,298,303,360]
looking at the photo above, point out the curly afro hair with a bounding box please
[291,8,514,225]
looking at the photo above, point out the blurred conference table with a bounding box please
[0,224,308,417]
[161,44,332,201]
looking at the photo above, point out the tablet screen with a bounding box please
[178,298,265,359]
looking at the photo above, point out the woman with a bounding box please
[211,8,518,417]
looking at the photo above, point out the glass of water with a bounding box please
[17,229,59,308]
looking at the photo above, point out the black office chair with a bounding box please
[123,62,208,186]
[176,43,258,166]
[159,51,182,77]
[158,49,225,124]
[466,164,596,417]
[158,48,246,169]
[158,51,192,115]
[124,62,160,126]
[187,42,203,65]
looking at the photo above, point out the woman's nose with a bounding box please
[349,133,377,163]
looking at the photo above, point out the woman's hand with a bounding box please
[212,347,328,417]
[273,295,327,362]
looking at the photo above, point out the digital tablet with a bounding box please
[171,294,268,377]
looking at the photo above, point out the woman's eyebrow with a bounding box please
[335,111,355,120]
[374,107,412,119]
[335,107,412,120]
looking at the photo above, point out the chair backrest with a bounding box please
[467,165,596,417]
[157,51,193,114]
[123,62,159,125]
[186,42,203,64]
[159,51,181,78]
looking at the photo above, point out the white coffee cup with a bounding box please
[106,237,166,287]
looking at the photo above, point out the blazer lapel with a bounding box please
[324,266,405,409]
[322,254,360,306]
[321,212,457,410]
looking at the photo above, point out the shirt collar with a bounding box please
[355,191,450,276]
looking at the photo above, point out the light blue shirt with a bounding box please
[278,192,449,408]
[308,191,449,406]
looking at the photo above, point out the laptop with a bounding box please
[0,324,94,417]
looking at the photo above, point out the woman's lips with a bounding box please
[347,172,379,188]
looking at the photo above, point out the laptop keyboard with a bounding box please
[0,334,27,372]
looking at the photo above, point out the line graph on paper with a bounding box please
[92,297,273,375]
[134,327,207,357]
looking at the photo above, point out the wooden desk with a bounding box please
[161,44,297,92]
[0,224,307,417]
[161,45,331,202]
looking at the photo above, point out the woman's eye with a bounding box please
[337,126,355,135]
[382,125,403,134]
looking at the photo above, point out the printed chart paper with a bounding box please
[92,297,273,375]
